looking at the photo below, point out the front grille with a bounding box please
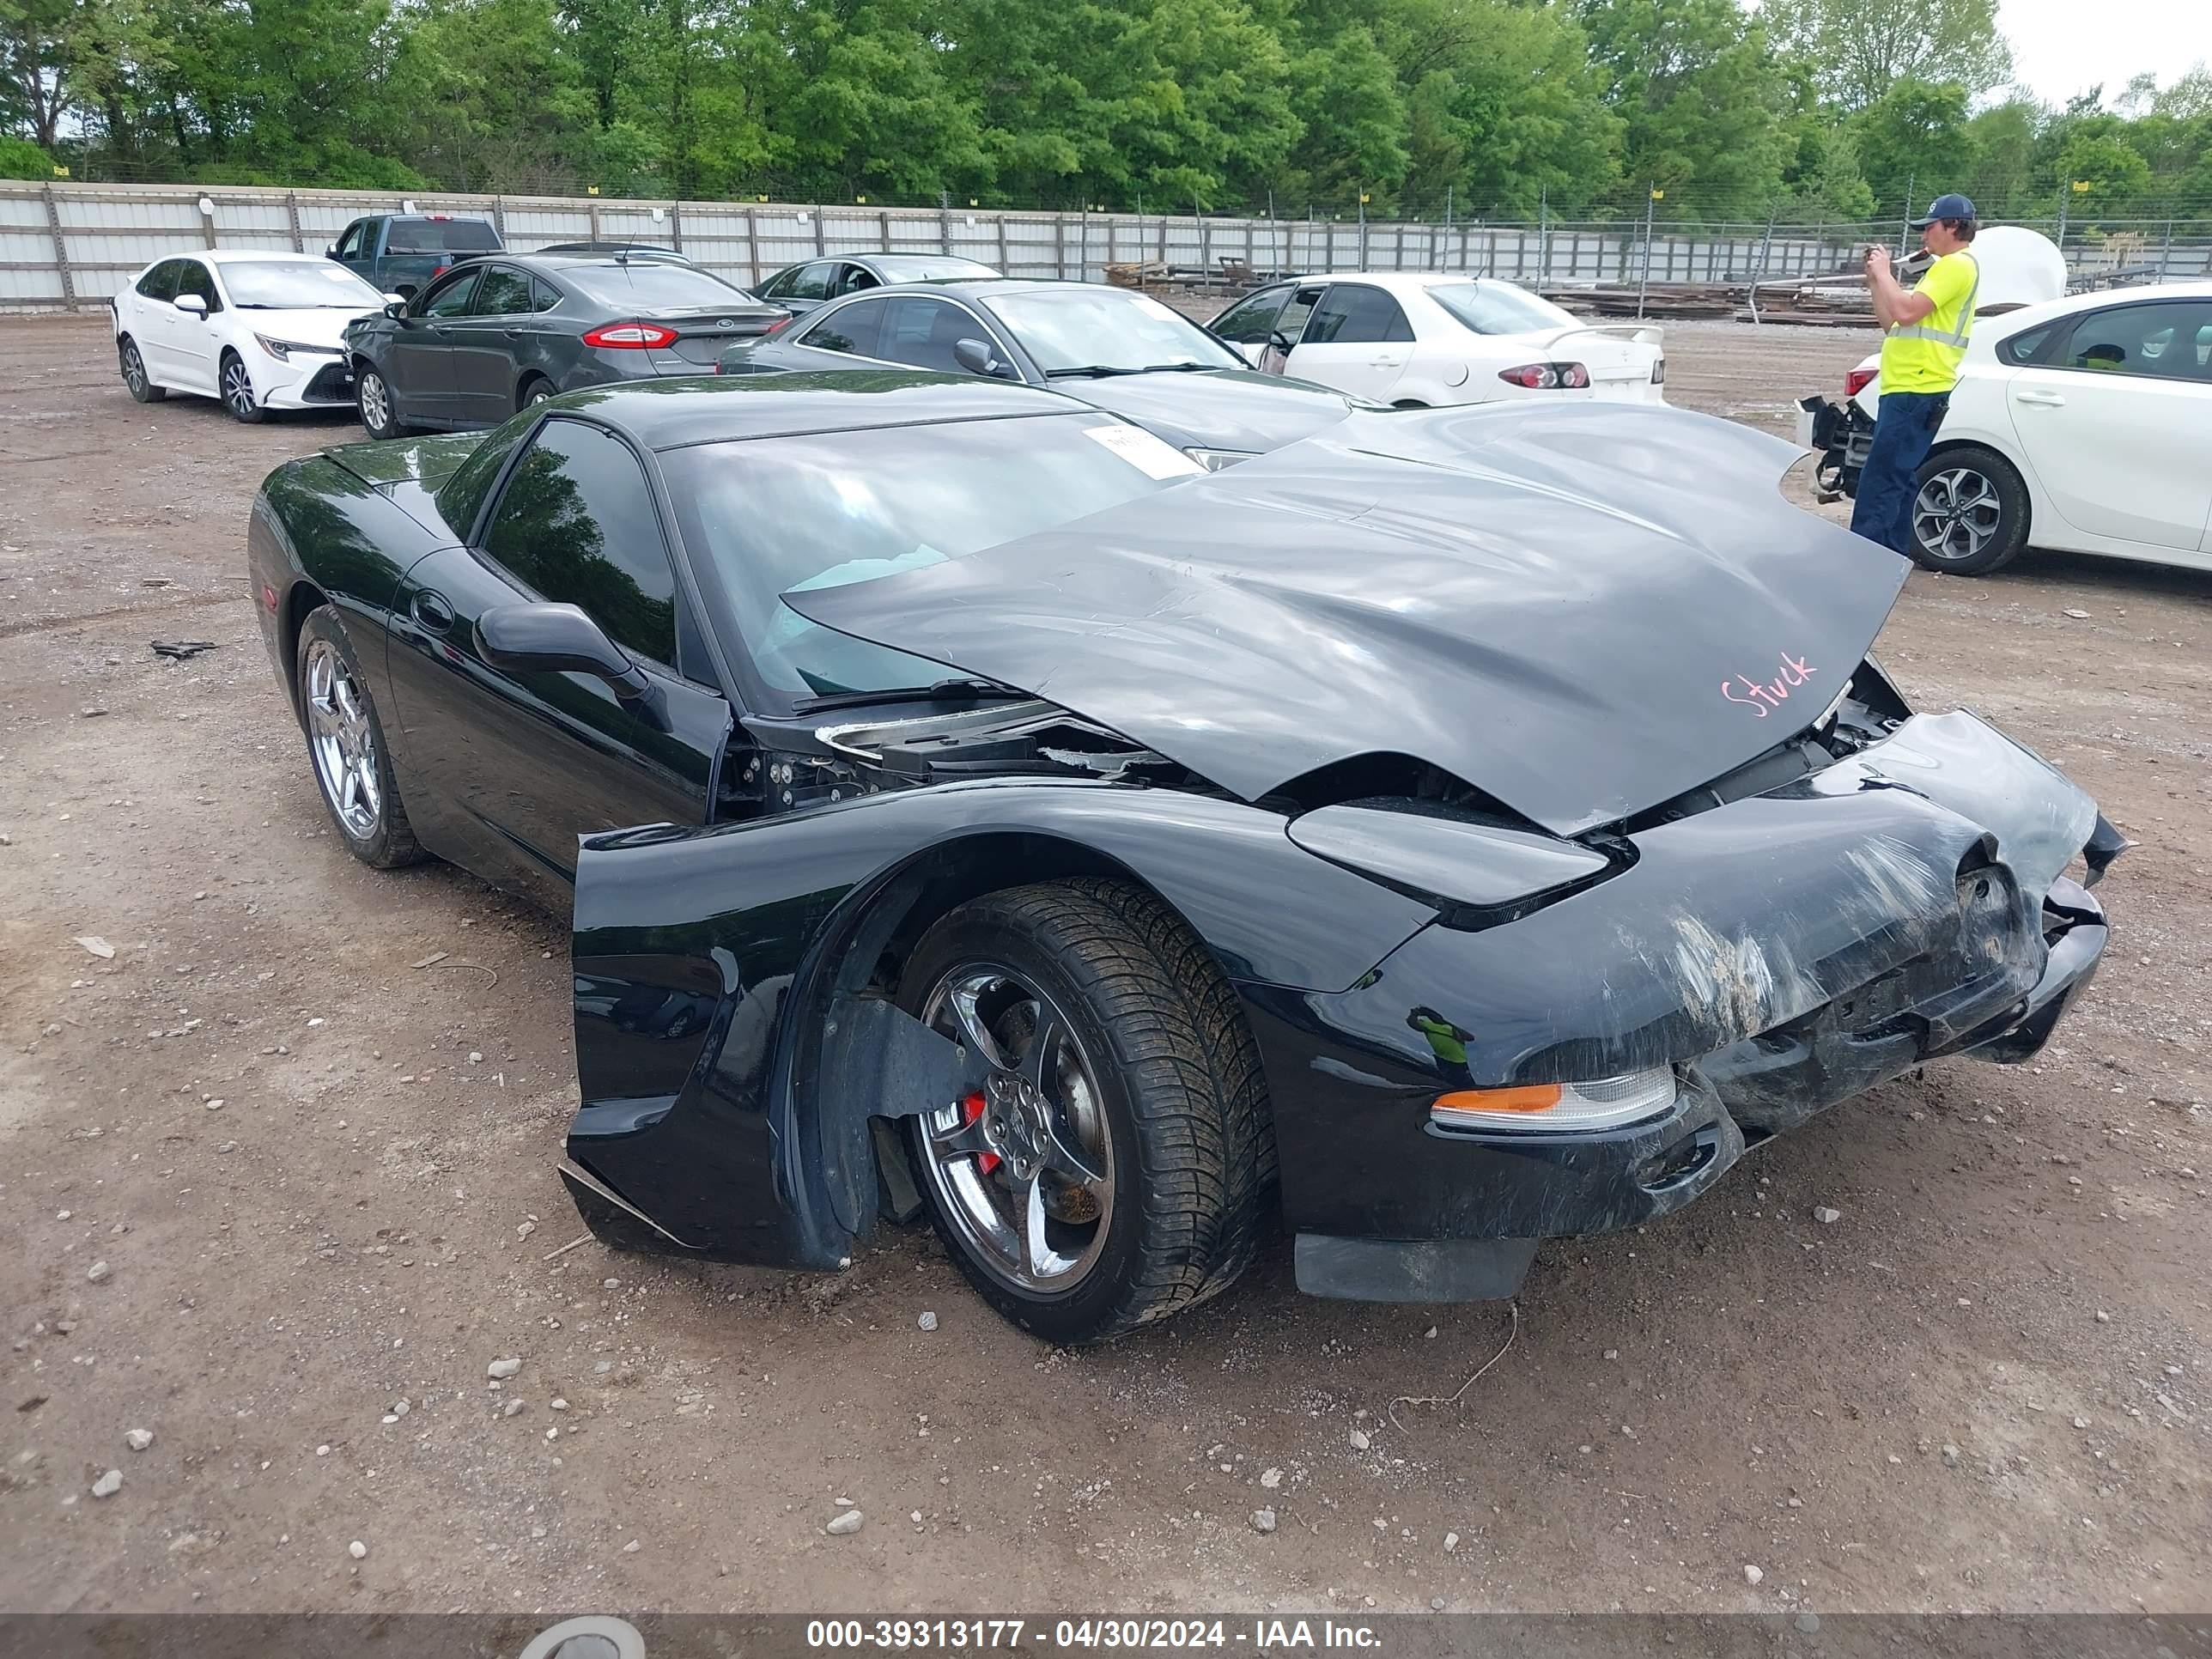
[301,361,357,404]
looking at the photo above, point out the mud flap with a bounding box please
[815,994,989,1237]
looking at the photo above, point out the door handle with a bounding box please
[411,591,455,634]
[2014,390,2066,407]
[504,329,524,340]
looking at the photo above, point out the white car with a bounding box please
[1802,275,2212,575]
[1206,271,1665,408]
[110,250,398,422]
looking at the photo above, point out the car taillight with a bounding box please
[431,264,448,279]
[1498,361,1589,390]
[1843,367,1877,398]
[582,322,679,349]
[1650,358,1666,385]
[761,315,793,338]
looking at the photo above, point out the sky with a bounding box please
[1999,0,2212,106]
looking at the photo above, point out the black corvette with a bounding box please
[248,372,2121,1343]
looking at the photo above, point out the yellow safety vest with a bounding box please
[1878,251,1978,395]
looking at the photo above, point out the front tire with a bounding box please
[900,878,1272,1345]
[295,605,425,869]
[356,364,406,441]
[220,349,265,423]
[1910,445,2029,575]
[118,337,165,403]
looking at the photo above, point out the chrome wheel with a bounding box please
[304,638,382,840]
[359,371,392,434]
[222,356,257,418]
[918,965,1115,1296]
[121,342,147,394]
[528,386,553,406]
[1913,467,2002,564]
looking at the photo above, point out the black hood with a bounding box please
[1054,368,1358,455]
[782,402,1908,836]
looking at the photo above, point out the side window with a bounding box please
[173,259,220,313]
[420,270,481,318]
[530,277,564,313]
[872,297,974,374]
[784,262,833,301]
[758,266,795,299]
[836,263,880,297]
[1307,285,1410,346]
[482,419,679,669]
[1997,323,2053,366]
[799,297,890,358]
[333,222,367,262]
[1277,287,1322,344]
[2059,301,2212,382]
[471,265,534,316]
[1210,286,1291,344]
[136,260,182,301]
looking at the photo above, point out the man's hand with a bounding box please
[1864,245,1893,281]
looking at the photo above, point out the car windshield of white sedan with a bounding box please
[1425,281,1577,336]
[665,413,1201,704]
[221,261,386,309]
[986,289,1247,374]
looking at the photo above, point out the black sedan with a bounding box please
[724,277,1367,465]
[343,252,784,439]
[754,252,999,317]
[247,373,2119,1344]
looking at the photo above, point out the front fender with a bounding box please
[563,779,1438,1267]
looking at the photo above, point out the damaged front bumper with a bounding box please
[1249,712,2119,1303]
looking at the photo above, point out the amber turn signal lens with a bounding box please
[1433,1084,1563,1115]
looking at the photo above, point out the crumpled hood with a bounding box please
[783,401,1908,836]
[1056,368,1358,455]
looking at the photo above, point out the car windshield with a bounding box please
[664,411,1204,706]
[1425,280,1577,337]
[222,260,386,309]
[564,263,750,310]
[984,288,1246,374]
[386,218,500,254]
[871,255,997,282]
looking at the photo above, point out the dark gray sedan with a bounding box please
[754,252,999,318]
[720,278,1369,466]
[343,252,786,439]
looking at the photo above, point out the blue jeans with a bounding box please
[1850,390,1950,555]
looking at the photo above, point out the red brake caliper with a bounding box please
[962,1091,1000,1176]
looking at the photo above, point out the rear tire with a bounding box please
[1910,444,2029,576]
[518,374,556,411]
[118,337,165,403]
[295,605,426,869]
[899,878,1273,1345]
[356,363,407,441]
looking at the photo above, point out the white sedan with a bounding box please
[1206,271,1665,408]
[111,250,398,422]
[1803,277,2212,575]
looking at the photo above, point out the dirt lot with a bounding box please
[2,312,2208,1620]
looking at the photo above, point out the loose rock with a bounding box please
[1941,1444,1960,1467]
[1249,1508,1278,1534]
[487,1357,522,1380]
[1813,1206,1841,1224]
[1348,1428,1371,1451]
[826,1510,865,1535]
[1743,1564,1764,1586]
[918,1311,938,1332]
[125,1429,154,1452]
[90,1469,122,1498]
[349,1540,368,1560]
[1443,1531,1460,1554]
[86,1260,111,1284]
[1260,1468,1282,1490]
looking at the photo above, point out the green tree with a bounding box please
[1765,0,2013,112]
[0,128,52,172]
[1850,76,1975,217]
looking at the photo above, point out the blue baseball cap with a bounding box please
[1911,192,1977,228]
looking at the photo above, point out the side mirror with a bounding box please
[478,603,654,704]
[325,244,339,259]
[173,294,208,317]
[954,337,1014,379]
[385,299,407,319]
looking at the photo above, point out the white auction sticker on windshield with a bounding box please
[1084,423,1206,480]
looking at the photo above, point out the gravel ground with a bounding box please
[1,313,2208,1618]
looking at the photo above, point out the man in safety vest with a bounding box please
[1850,193,1980,555]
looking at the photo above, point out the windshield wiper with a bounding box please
[791,678,1033,715]
[1134,362,1220,373]
[1043,364,1143,379]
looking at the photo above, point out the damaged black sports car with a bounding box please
[248,371,2123,1343]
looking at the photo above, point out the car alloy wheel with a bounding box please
[917,963,1115,1295]
[121,342,148,395]
[359,371,392,435]
[1912,466,2002,566]
[222,356,258,419]
[303,637,384,840]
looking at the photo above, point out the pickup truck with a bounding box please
[326,214,502,300]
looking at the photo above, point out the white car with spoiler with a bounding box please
[1207,271,1664,409]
